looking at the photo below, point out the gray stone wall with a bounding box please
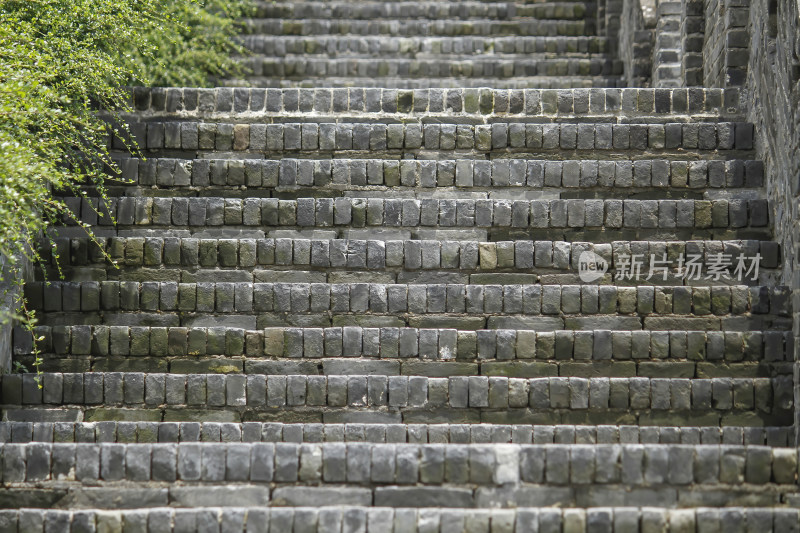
[0,256,33,375]
[681,0,705,85]
[598,0,624,56]
[618,0,654,87]
[615,0,704,88]
[737,0,800,443]
[0,281,15,373]
[653,1,683,86]
[703,0,750,87]
[703,0,726,86]
[614,0,800,442]
[616,0,704,88]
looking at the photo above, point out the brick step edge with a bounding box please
[7,506,800,532]
[18,326,793,363]
[241,36,611,56]
[3,374,794,414]
[242,18,594,37]
[2,442,799,487]
[250,3,588,19]
[2,422,793,447]
[229,77,629,90]
[123,87,741,118]
[1,507,799,532]
[241,57,624,80]
[47,236,780,273]
[58,196,773,232]
[111,122,756,153]
[105,157,765,190]
[24,281,792,317]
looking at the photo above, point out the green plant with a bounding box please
[129,0,251,87]
[0,0,249,381]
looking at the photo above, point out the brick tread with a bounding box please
[21,326,793,363]
[240,36,611,57]
[58,197,770,233]
[0,442,797,488]
[230,76,626,89]
[0,507,798,530]
[125,87,740,118]
[105,157,764,191]
[113,121,755,157]
[2,374,793,423]
[24,281,791,318]
[250,2,590,20]
[3,422,793,446]
[39,237,780,289]
[239,57,623,81]
[242,19,594,37]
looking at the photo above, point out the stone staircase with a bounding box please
[2,0,799,530]
[233,0,624,88]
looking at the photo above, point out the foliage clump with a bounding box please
[0,0,249,373]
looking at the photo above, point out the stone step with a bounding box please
[22,335,793,378]
[22,354,791,380]
[242,18,594,37]
[3,421,793,447]
[126,87,741,120]
[234,77,620,90]
[23,281,791,323]
[32,268,781,289]
[26,314,789,335]
[238,57,623,81]
[228,76,627,89]
[2,373,794,426]
[21,325,791,367]
[106,157,764,192]
[239,35,610,57]
[58,197,770,238]
[39,237,780,286]
[250,2,590,20]
[0,443,796,508]
[113,121,755,156]
[1,507,799,531]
